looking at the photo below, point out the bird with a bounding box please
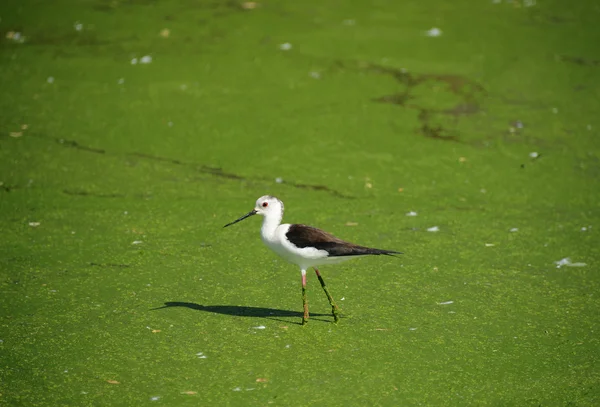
[224,195,401,325]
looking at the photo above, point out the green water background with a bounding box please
[1,0,599,405]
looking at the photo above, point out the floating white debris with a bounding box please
[74,22,83,31]
[427,226,439,232]
[279,42,292,51]
[340,297,345,301]
[275,177,283,184]
[132,240,143,245]
[425,27,442,37]
[555,258,586,268]
[140,55,152,64]
[150,396,160,401]
[252,325,266,330]
[118,78,125,85]
[47,77,55,84]
[438,300,454,305]
[233,387,242,392]
[509,228,519,232]
[409,327,417,331]
[515,121,524,129]
[6,31,25,43]
[309,71,321,79]
[29,222,41,227]
[485,243,495,247]
[130,57,138,65]
[406,211,418,217]
[196,352,207,359]
[529,152,539,158]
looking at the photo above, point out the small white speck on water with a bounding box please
[309,71,321,79]
[427,226,439,232]
[81,391,88,395]
[47,76,55,84]
[64,369,68,373]
[150,396,160,401]
[485,243,495,247]
[279,42,292,51]
[130,57,138,65]
[74,21,83,31]
[515,121,524,129]
[117,78,125,85]
[285,344,291,348]
[123,211,128,215]
[340,297,345,301]
[140,55,152,64]
[510,228,519,232]
[409,327,417,331]
[555,257,587,268]
[581,226,591,231]
[252,325,266,330]
[438,300,454,305]
[196,352,207,359]
[406,211,418,217]
[529,151,539,158]
[233,387,242,392]
[275,177,283,184]
[132,240,143,245]
[425,27,442,37]
[6,31,26,43]
[29,222,41,227]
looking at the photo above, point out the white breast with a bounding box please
[261,223,330,270]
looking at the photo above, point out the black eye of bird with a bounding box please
[262,202,268,207]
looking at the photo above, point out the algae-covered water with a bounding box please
[1,0,599,405]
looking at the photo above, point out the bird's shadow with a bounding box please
[152,302,333,325]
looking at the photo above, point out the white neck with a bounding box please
[261,209,283,240]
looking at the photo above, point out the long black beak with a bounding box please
[223,209,257,228]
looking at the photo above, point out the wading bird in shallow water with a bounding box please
[224,195,401,325]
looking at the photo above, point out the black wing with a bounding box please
[286,224,402,257]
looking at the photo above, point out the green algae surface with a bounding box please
[1,0,599,405]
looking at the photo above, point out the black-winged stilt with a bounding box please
[224,195,401,325]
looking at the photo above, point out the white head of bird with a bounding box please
[223,195,283,232]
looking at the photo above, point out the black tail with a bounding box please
[324,243,402,257]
